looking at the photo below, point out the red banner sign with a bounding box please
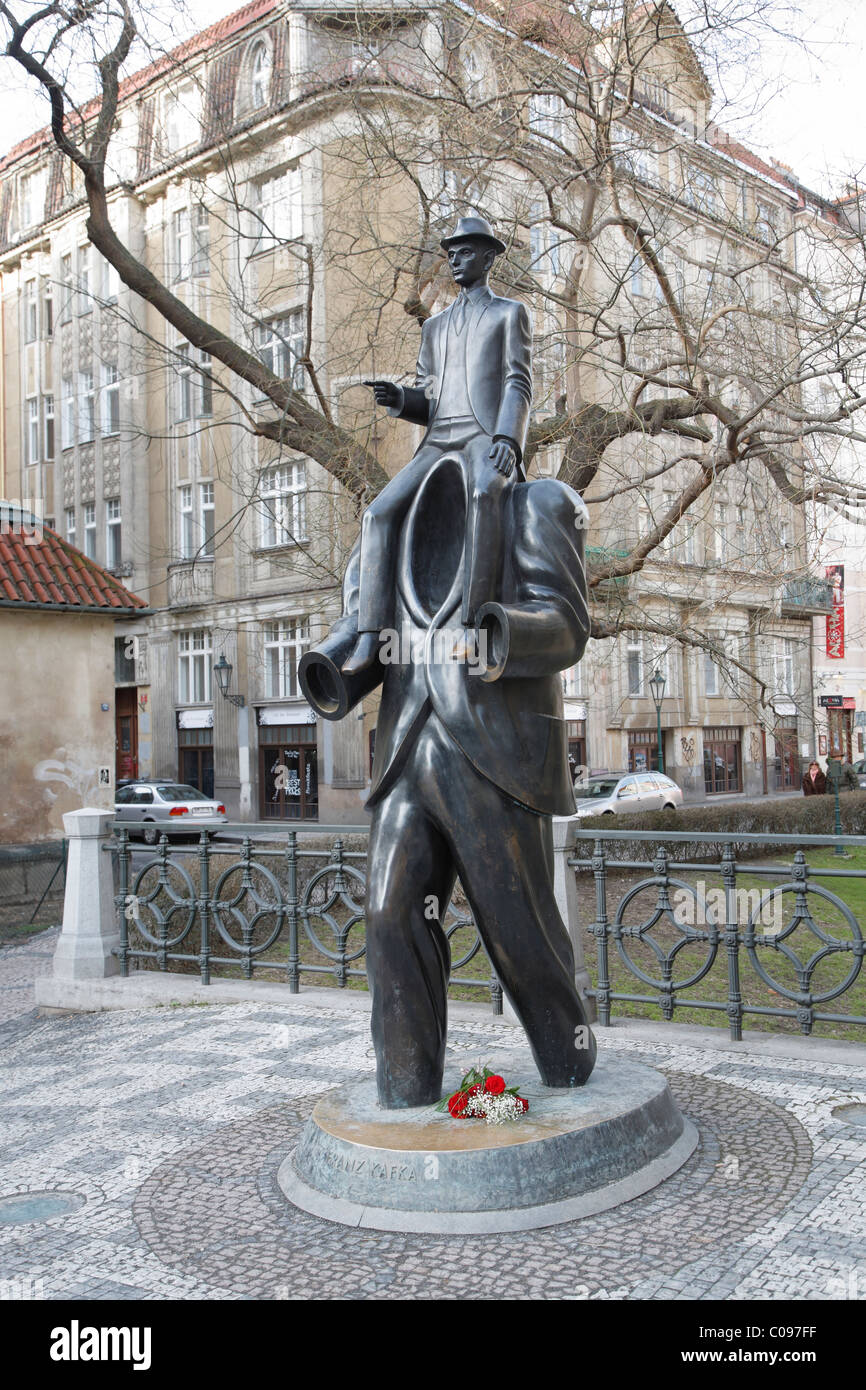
[826,564,845,658]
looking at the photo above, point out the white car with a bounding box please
[571,771,684,817]
[114,781,228,844]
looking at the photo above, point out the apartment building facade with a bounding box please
[0,0,842,824]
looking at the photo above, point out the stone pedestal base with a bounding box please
[278,1054,698,1234]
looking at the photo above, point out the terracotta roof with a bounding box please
[0,520,148,613]
[0,0,277,173]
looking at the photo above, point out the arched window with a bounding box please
[250,41,272,110]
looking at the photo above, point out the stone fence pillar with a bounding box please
[48,809,119,982]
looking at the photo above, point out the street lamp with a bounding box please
[648,668,666,774]
[213,654,245,708]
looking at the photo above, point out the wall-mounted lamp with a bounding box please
[213,654,245,708]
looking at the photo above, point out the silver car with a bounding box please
[114,781,227,843]
[571,771,684,818]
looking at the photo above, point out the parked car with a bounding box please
[853,760,866,790]
[114,781,227,843]
[571,771,684,818]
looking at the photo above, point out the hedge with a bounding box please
[572,790,866,862]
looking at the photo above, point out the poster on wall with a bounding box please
[826,564,845,658]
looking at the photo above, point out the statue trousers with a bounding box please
[365,710,597,1107]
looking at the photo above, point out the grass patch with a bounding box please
[0,921,57,947]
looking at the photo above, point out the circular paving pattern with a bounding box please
[133,1064,813,1300]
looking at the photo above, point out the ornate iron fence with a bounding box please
[570,829,866,1039]
[112,826,502,1012]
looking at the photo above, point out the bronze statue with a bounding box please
[300,216,597,1107]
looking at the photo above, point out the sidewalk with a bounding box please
[0,928,865,1301]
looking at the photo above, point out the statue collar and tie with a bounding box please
[450,282,491,335]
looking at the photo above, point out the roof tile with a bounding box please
[0,523,147,613]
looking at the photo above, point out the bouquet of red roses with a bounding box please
[437,1065,529,1124]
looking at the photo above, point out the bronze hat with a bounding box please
[440,215,506,255]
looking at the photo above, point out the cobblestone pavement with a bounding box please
[1,931,865,1301]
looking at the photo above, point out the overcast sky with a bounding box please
[0,0,863,196]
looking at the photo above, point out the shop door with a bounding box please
[115,687,139,783]
[260,732,319,820]
[773,727,799,790]
[179,746,214,798]
[827,709,853,762]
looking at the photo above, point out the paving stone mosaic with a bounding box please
[0,931,864,1300]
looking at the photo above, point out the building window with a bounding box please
[178,481,214,558]
[200,482,215,556]
[628,252,649,298]
[78,370,95,442]
[174,344,212,421]
[191,204,209,277]
[101,361,120,430]
[713,504,728,565]
[259,461,307,548]
[689,167,718,216]
[179,484,193,558]
[105,498,122,569]
[77,245,91,314]
[529,203,560,281]
[756,198,778,246]
[172,208,190,281]
[19,172,34,228]
[59,254,73,323]
[704,642,721,697]
[563,664,583,698]
[703,727,741,795]
[250,41,272,109]
[164,84,199,154]
[65,508,76,548]
[774,636,795,695]
[528,92,563,143]
[61,377,75,448]
[43,395,54,460]
[43,284,53,338]
[24,279,38,343]
[100,254,120,303]
[263,617,310,699]
[178,629,212,704]
[255,312,305,390]
[26,398,39,465]
[83,502,96,559]
[171,205,209,282]
[250,168,302,253]
[626,633,643,696]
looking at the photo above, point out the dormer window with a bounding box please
[250,40,272,110]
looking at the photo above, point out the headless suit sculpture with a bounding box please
[299,217,597,1107]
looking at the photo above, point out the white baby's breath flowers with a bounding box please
[465,1091,525,1124]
